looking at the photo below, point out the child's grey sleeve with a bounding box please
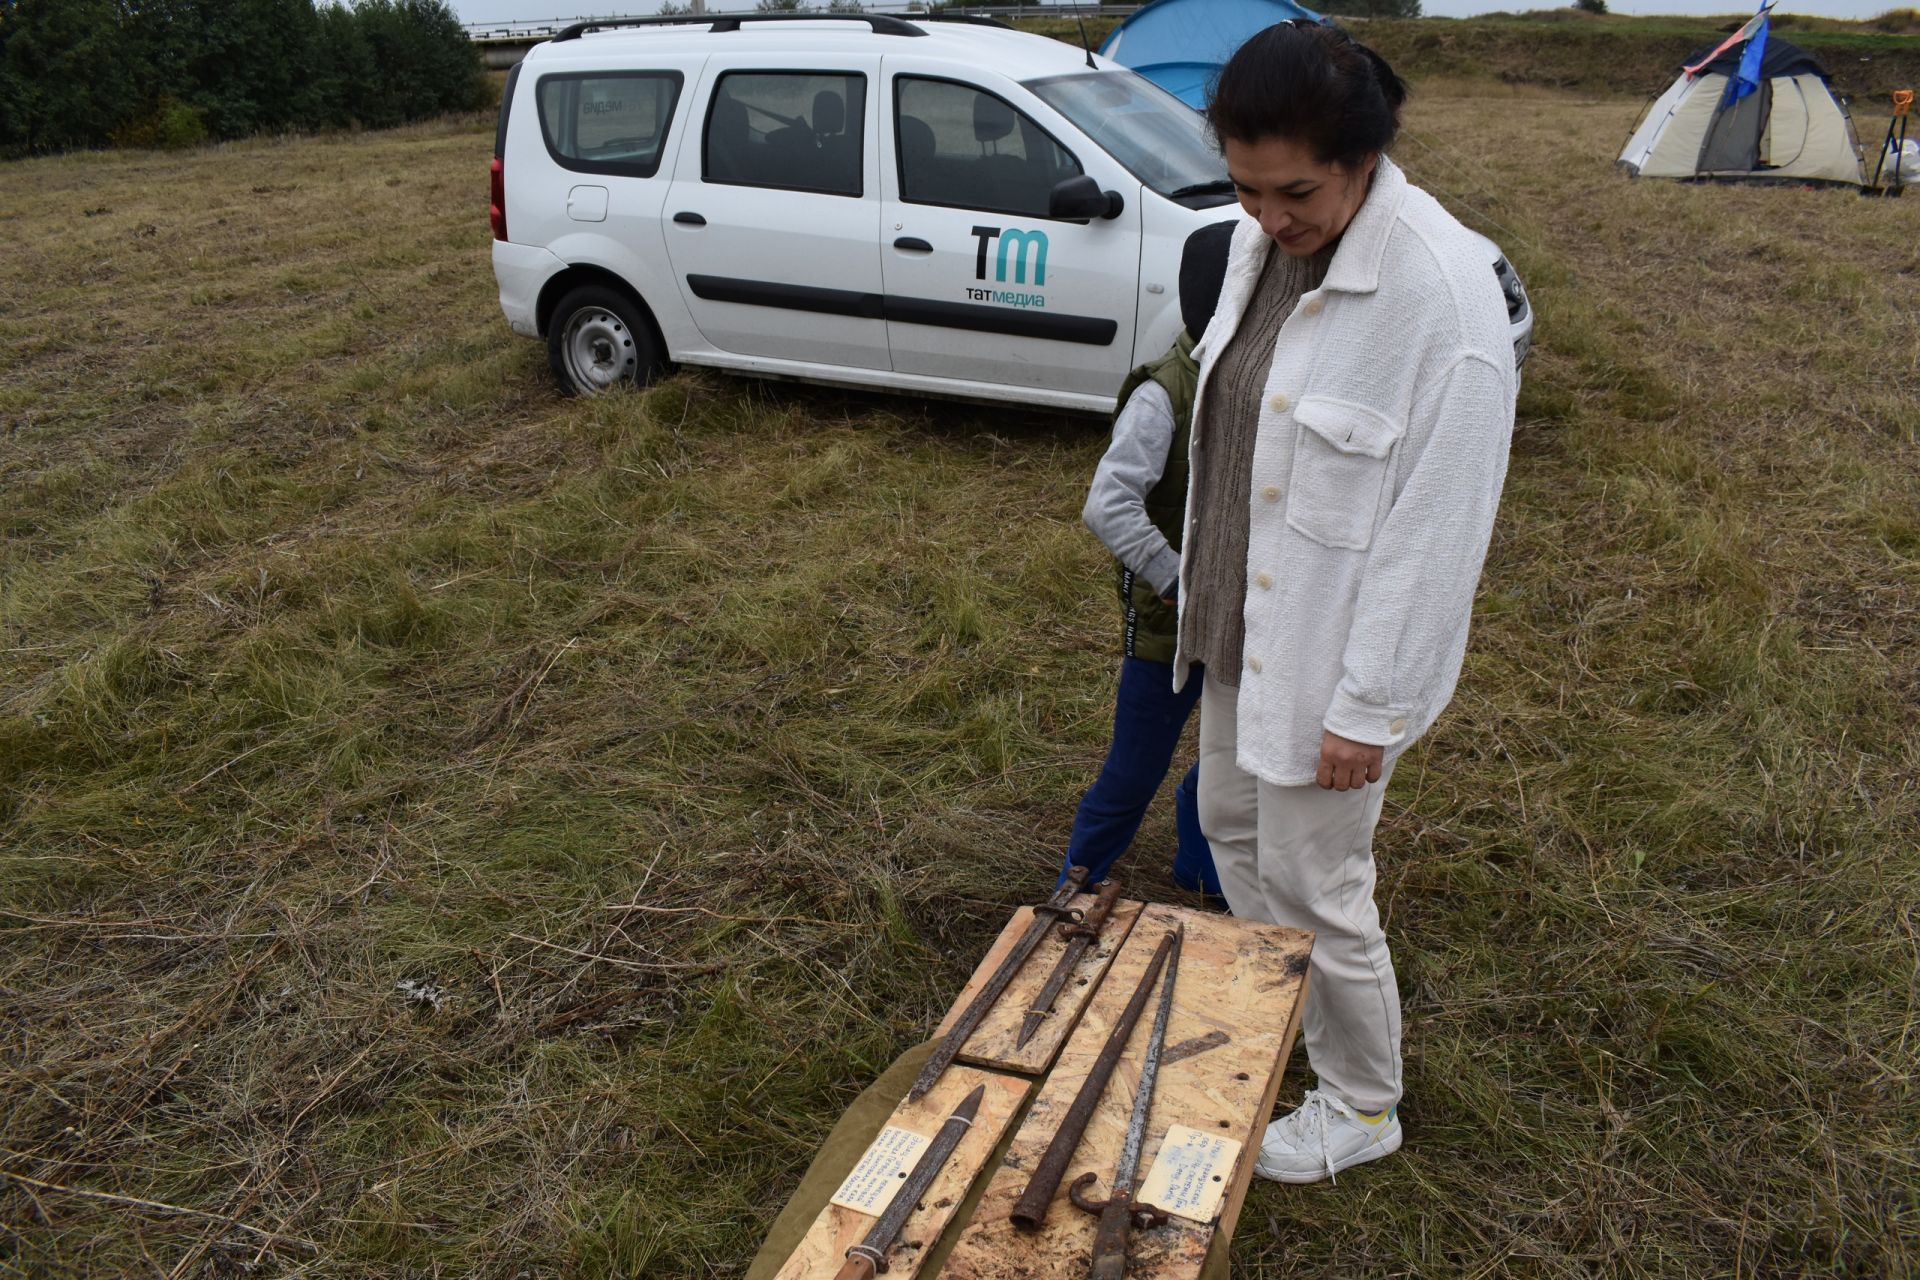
[1082,381,1182,598]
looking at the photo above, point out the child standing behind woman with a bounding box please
[1056,222,1237,898]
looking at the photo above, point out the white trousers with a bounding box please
[1197,679,1403,1113]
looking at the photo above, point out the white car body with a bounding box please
[490,16,1530,412]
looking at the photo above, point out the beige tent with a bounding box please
[1619,35,1864,187]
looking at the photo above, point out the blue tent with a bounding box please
[1099,0,1325,109]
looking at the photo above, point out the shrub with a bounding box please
[109,96,209,150]
[1573,0,1608,13]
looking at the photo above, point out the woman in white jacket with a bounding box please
[1174,23,1518,1183]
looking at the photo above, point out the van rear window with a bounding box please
[536,71,683,178]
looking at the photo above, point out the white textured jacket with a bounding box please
[1172,156,1517,786]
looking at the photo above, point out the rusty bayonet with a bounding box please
[834,1084,985,1280]
[909,865,1090,1103]
[1069,924,1182,1280]
[1009,924,1180,1231]
[1015,878,1124,1049]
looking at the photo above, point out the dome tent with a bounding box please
[1618,8,1865,187]
[1097,0,1325,110]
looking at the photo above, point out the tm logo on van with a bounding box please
[967,225,1048,309]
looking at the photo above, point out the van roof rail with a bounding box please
[552,12,933,42]
[910,13,1013,28]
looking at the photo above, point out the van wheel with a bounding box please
[548,286,662,395]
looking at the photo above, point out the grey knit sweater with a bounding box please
[1182,245,1329,688]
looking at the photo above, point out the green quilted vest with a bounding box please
[1112,331,1197,665]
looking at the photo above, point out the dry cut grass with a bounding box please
[2,87,1917,1278]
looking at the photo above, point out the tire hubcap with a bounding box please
[562,308,636,391]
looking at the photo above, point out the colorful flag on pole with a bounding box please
[1726,7,1771,102]
[1684,2,1770,78]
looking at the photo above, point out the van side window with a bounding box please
[704,72,866,197]
[895,77,1082,218]
[536,72,682,178]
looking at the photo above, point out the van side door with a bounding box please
[663,54,887,370]
[877,66,1142,402]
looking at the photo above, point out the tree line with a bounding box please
[0,0,488,156]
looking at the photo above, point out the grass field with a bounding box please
[3,74,1918,1280]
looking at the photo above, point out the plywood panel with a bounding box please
[934,894,1146,1078]
[773,1067,1032,1280]
[937,904,1312,1280]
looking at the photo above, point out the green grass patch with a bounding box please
[2,94,1915,1279]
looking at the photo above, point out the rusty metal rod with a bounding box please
[1008,926,1179,1231]
[1073,925,1183,1280]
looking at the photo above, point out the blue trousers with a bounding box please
[1059,656,1221,895]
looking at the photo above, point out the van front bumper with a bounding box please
[492,241,568,338]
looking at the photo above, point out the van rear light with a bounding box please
[490,157,507,242]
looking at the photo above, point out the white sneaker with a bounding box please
[1252,1088,1402,1184]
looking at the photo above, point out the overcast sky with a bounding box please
[450,0,1893,31]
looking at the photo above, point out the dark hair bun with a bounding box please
[1207,22,1407,169]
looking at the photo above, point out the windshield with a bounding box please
[1024,70,1226,198]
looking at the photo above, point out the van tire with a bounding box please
[547,286,663,395]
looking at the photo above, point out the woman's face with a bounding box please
[1223,135,1377,259]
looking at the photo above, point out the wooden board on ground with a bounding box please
[935,893,1147,1077]
[773,1067,1031,1280]
[938,904,1313,1280]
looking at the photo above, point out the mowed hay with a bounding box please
[2,86,1916,1280]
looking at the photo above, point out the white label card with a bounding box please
[1137,1124,1243,1224]
[829,1125,934,1216]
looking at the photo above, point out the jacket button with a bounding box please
[1389,717,1408,734]
[1268,393,1290,413]
[1255,572,1273,589]
[1247,655,1262,674]
[1261,485,1280,502]
[1302,298,1323,317]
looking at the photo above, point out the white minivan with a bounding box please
[490,13,1531,413]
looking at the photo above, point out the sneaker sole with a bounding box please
[1254,1124,1403,1184]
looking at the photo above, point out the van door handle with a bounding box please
[893,237,932,252]
[673,212,706,226]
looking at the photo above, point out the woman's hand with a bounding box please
[1317,731,1383,791]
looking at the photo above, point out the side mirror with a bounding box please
[1048,175,1125,221]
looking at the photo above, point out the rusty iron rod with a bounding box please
[1008,925,1179,1231]
[1072,924,1183,1280]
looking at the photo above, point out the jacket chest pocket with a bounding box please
[1285,396,1402,551]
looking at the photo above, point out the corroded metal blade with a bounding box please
[1112,924,1182,1190]
[1015,878,1125,1049]
[837,1084,985,1280]
[1009,924,1179,1231]
[908,866,1089,1102]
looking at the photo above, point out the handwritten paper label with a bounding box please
[1138,1124,1242,1224]
[829,1125,934,1216]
